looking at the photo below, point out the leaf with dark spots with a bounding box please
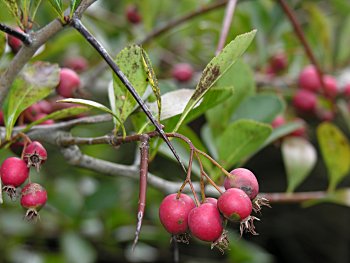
[3,62,60,140]
[173,29,257,132]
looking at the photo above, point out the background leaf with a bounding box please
[29,0,42,20]
[282,137,317,193]
[2,0,21,26]
[317,122,350,191]
[70,0,82,16]
[113,45,148,131]
[174,29,257,132]
[61,232,96,263]
[48,0,63,17]
[3,62,60,140]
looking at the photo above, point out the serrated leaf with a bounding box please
[217,119,272,170]
[3,62,60,140]
[70,0,82,16]
[30,0,42,20]
[3,0,21,26]
[282,137,317,193]
[48,0,63,17]
[174,30,257,132]
[317,122,350,191]
[231,94,285,123]
[20,106,90,133]
[0,31,6,58]
[141,48,161,122]
[113,45,148,131]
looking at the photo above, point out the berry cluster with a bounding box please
[0,140,48,221]
[159,168,269,253]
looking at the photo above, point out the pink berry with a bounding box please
[290,118,307,137]
[343,83,350,97]
[322,75,338,98]
[7,28,23,53]
[159,193,195,235]
[1,157,29,199]
[21,183,47,221]
[56,68,81,98]
[269,52,288,73]
[292,89,317,113]
[126,5,142,24]
[23,141,47,171]
[271,115,286,129]
[188,203,223,242]
[172,63,194,82]
[217,188,252,222]
[0,111,4,126]
[63,56,88,72]
[298,65,321,92]
[203,197,218,206]
[33,113,55,125]
[224,168,259,200]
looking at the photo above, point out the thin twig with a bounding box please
[70,17,187,175]
[0,23,32,45]
[216,0,238,55]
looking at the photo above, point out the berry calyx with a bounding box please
[56,68,81,98]
[23,141,47,171]
[188,203,223,242]
[20,183,48,221]
[292,89,317,113]
[298,65,321,92]
[1,157,29,199]
[172,63,194,82]
[159,193,195,240]
[224,168,259,200]
[217,188,252,222]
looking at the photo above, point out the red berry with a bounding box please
[56,68,80,98]
[203,197,218,206]
[63,56,88,72]
[1,157,29,199]
[292,89,317,113]
[172,63,194,82]
[322,75,338,98]
[23,141,47,171]
[271,115,286,129]
[217,188,252,222]
[188,203,223,242]
[159,193,195,235]
[33,113,55,125]
[21,183,47,221]
[7,28,23,53]
[290,118,307,137]
[298,65,321,92]
[269,52,288,73]
[224,168,259,200]
[343,83,350,97]
[0,111,4,126]
[126,5,142,24]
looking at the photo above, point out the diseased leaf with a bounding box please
[174,30,257,132]
[3,62,60,140]
[317,122,350,191]
[141,48,161,122]
[48,0,63,17]
[282,137,317,193]
[113,45,148,131]
[217,119,272,170]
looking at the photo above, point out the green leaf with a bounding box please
[282,137,317,193]
[29,0,42,20]
[56,98,125,135]
[20,106,90,133]
[217,119,272,170]
[231,94,285,123]
[70,0,82,16]
[113,45,148,131]
[174,30,257,132]
[317,122,350,191]
[206,60,256,137]
[61,232,96,263]
[3,62,60,140]
[2,0,21,25]
[141,48,161,122]
[48,0,63,17]
[0,31,6,58]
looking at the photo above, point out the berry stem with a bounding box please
[70,16,187,176]
[196,149,232,178]
[0,23,32,45]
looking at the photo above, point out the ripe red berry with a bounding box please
[188,203,223,242]
[159,193,195,235]
[56,68,81,98]
[21,183,47,221]
[172,63,194,82]
[1,157,29,199]
[23,141,47,171]
[322,75,338,98]
[269,52,288,73]
[0,111,4,126]
[224,168,259,200]
[126,5,142,24]
[298,65,321,92]
[203,197,218,206]
[292,89,317,113]
[218,188,252,222]
[7,28,23,53]
[63,56,88,72]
